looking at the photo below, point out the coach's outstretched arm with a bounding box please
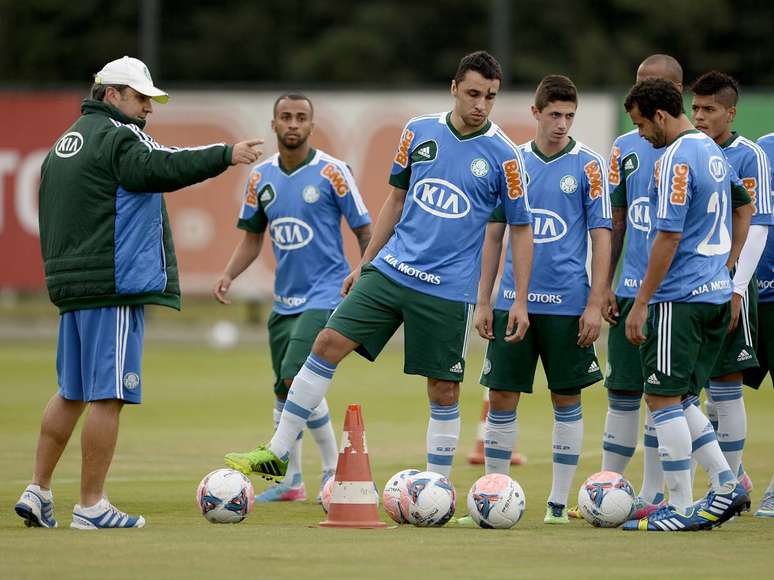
[505,223,532,343]
[341,186,406,295]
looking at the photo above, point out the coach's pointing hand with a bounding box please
[231,139,264,165]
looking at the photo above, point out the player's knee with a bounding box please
[551,392,580,408]
[311,328,352,364]
[489,389,520,412]
[427,379,459,406]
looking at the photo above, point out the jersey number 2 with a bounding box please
[696,191,731,256]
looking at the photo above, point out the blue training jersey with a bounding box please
[372,111,532,303]
[721,133,773,226]
[648,131,740,304]
[237,148,371,315]
[755,133,774,302]
[608,130,662,298]
[495,138,612,315]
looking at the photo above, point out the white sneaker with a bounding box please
[15,485,57,528]
[71,498,145,530]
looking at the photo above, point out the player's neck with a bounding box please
[534,134,571,158]
[449,110,487,136]
[278,143,312,173]
[714,129,734,147]
[665,114,695,146]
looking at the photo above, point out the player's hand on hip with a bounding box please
[504,302,529,343]
[578,304,602,347]
[231,139,264,165]
[341,268,361,297]
[602,289,619,325]
[213,275,233,305]
[625,301,648,346]
[728,292,743,333]
[475,302,495,340]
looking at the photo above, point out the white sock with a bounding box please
[652,404,693,512]
[704,387,718,431]
[484,409,517,475]
[426,402,460,477]
[269,354,335,460]
[640,407,665,504]
[274,400,303,487]
[682,396,734,492]
[27,484,53,500]
[307,398,338,472]
[77,497,109,515]
[709,380,746,478]
[549,402,583,507]
[602,392,640,474]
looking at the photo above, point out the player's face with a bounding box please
[272,99,314,149]
[691,94,735,141]
[532,101,576,145]
[108,87,153,120]
[628,104,667,148]
[451,70,500,129]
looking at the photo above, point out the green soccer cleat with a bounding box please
[544,502,570,524]
[449,515,478,527]
[224,445,288,482]
[567,505,582,519]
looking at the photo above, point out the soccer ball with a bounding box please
[467,473,526,529]
[321,475,379,515]
[404,471,456,527]
[196,468,254,524]
[382,468,420,523]
[577,471,635,528]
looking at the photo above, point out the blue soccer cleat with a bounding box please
[71,498,145,530]
[15,486,57,528]
[694,482,750,527]
[622,505,712,532]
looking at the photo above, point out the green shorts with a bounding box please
[744,301,774,389]
[480,311,603,395]
[326,264,474,381]
[268,309,331,397]
[605,296,644,393]
[711,280,759,377]
[640,301,729,397]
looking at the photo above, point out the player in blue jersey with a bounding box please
[749,133,774,517]
[226,51,534,483]
[598,55,683,521]
[217,94,372,501]
[622,78,752,532]
[475,75,611,524]
[691,71,772,500]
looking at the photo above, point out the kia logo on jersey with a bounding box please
[531,208,567,243]
[412,178,471,219]
[270,217,314,250]
[628,196,651,232]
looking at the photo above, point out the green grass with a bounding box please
[1,338,773,579]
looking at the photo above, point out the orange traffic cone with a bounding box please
[468,388,527,465]
[320,404,388,528]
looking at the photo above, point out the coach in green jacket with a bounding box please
[14,56,263,530]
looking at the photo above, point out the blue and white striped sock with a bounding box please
[652,404,693,512]
[270,353,336,460]
[274,399,304,487]
[426,402,460,477]
[704,387,719,431]
[307,398,338,472]
[549,402,583,507]
[640,407,665,504]
[682,397,734,491]
[708,380,746,478]
[484,409,517,475]
[602,392,640,474]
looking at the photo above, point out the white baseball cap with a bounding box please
[94,56,169,104]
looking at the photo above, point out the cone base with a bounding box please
[319,520,390,528]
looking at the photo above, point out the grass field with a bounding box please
[2,336,773,579]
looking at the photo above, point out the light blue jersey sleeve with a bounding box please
[580,151,612,230]
[495,143,532,226]
[388,122,416,190]
[237,165,269,233]
[655,150,693,233]
[320,158,372,229]
[735,141,773,225]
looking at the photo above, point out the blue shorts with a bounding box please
[56,306,145,404]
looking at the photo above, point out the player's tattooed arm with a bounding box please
[604,207,627,324]
[475,221,506,340]
[351,224,373,257]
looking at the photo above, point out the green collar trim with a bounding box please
[719,131,739,149]
[81,99,146,129]
[278,148,316,175]
[445,112,491,140]
[530,137,576,162]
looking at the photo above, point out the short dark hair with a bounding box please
[690,70,740,108]
[453,51,503,84]
[534,75,577,111]
[624,78,684,119]
[90,83,129,101]
[273,93,314,118]
[638,54,683,84]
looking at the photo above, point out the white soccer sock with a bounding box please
[640,407,665,504]
[484,409,517,475]
[306,397,338,472]
[652,404,693,512]
[274,400,303,487]
[709,380,746,478]
[704,387,719,431]
[682,397,734,492]
[426,402,460,477]
[602,392,640,475]
[549,403,583,507]
[269,353,335,460]
[27,484,53,500]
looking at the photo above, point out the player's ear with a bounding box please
[530,105,540,120]
[450,80,457,97]
[271,119,277,133]
[727,106,737,124]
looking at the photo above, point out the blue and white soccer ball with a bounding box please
[196,468,254,524]
[382,468,420,523]
[577,470,635,528]
[404,471,456,527]
[467,473,526,529]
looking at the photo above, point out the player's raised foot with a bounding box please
[632,496,666,520]
[316,469,335,504]
[695,482,750,527]
[622,505,712,532]
[543,502,569,524]
[754,494,774,518]
[71,498,145,530]
[224,445,288,481]
[14,485,57,528]
[566,505,581,519]
[256,482,307,503]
